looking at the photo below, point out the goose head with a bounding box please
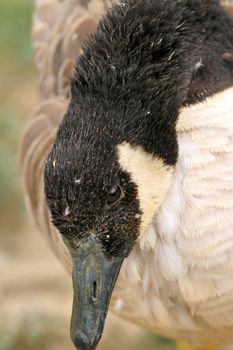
[44,0,233,349]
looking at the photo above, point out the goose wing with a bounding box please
[32,0,113,99]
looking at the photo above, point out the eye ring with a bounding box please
[106,185,122,206]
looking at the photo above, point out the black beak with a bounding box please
[69,235,124,350]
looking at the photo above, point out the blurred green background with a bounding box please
[0,1,176,350]
[0,0,35,225]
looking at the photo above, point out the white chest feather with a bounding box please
[111,87,233,344]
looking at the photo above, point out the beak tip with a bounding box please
[71,330,101,350]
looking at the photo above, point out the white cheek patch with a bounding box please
[117,142,174,234]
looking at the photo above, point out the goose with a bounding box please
[21,0,233,349]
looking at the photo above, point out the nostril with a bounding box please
[92,281,97,302]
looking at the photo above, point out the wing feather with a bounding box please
[32,0,114,99]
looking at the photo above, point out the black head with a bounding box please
[44,121,141,258]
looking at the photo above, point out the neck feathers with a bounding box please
[68,0,233,165]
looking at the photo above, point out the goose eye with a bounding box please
[106,185,122,206]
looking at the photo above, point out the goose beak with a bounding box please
[69,235,124,350]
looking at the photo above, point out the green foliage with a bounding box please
[0,0,33,65]
[0,105,22,206]
[143,332,176,350]
[0,0,34,217]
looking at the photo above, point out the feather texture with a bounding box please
[113,87,233,344]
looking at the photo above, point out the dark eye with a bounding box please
[106,185,122,206]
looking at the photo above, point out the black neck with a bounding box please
[67,0,233,164]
